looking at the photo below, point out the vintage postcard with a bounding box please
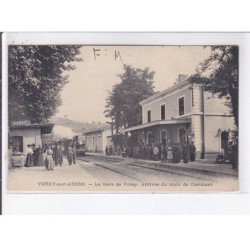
[3,33,239,193]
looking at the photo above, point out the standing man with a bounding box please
[67,144,73,165]
[135,145,140,159]
[37,145,44,166]
[172,143,178,163]
[182,143,189,163]
[8,144,13,169]
[72,143,77,165]
[52,143,56,162]
[54,143,64,166]
[148,144,153,160]
[58,143,64,166]
[162,144,167,162]
[141,145,146,160]
[158,144,162,161]
[105,146,109,156]
[53,143,58,166]
[229,142,238,170]
[108,145,113,156]
[117,145,121,156]
[33,145,39,166]
[189,142,196,162]
[176,143,182,163]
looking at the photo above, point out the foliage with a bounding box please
[190,46,238,127]
[8,45,82,123]
[112,134,125,146]
[105,65,155,134]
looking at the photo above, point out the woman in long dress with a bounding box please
[167,145,173,163]
[45,145,54,171]
[25,145,34,167]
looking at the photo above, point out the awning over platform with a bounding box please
[10,123,54,134]
[121,118,191,133]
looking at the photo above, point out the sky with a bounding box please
[57,46,212,123]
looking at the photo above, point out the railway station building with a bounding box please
[121,75,235,159]
[83,125,113,153]
[10,121,54,155]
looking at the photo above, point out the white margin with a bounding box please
[2,32,250,214]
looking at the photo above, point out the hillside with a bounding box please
[50,116,106,134]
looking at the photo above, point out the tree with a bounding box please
[8,45,82,124]
[190,46,238,128]
[105,65,155,135]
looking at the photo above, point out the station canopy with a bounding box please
[121,118,191,133]
[10,120,54,135]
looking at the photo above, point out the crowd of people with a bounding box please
[105,141,197,164]
[9,138,237,171]
[24,142,77,171]
[25,144,44,167]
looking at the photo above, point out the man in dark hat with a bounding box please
[228,142,238,170]
[189,141,196,162]
[172,143,178,163]
[67,144,73,165]
[162,144,167,162]
[54,142,64,166]
[148,144,153,160]
[72,143,77,165]
[182,143,189,163]
[108,145,113,156]
[33,145,39,166]
[37,145,44,166]
[105,146,109,156]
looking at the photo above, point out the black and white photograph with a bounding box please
[4,35,239,192]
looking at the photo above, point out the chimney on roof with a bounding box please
[175,74,188,85]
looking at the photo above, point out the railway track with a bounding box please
[77,156,143,182]
[77,156,214,182]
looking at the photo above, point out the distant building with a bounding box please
[83,125,112,153]
[121,75,235,159]
[10,120,54,155]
